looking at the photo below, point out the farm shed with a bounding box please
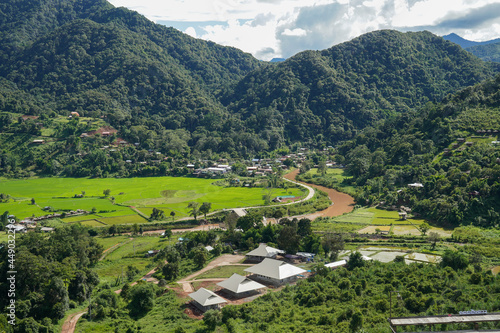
[217,273,266,297]
[325,260,347,269]
[189,288,226,312]
[244,258,306,285]
[246,243,285,262]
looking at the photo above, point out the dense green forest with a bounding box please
[313,73,500,227]
[467,42,500,63]
[0,224,102,332]
[1,0,500,172]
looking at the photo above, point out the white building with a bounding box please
[189,288,226,312]
[217,274,266,297]
[245,243,285,262]
[244,258,306,285]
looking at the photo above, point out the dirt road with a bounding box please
[61,310,87,333]
[177,254,247,292]
[284,169,355,218]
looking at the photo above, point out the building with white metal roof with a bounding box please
[189,288,227,312]
[217,274,266,297]
[246,243,285,262]
[325,260,347,269]
[244,258,306,285]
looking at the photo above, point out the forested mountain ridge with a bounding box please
[1,0,500,170]
[333,73,500,227]
[467,42,500,63]
[224,30,500,144]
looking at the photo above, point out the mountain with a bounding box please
[466,42,500,63]
[334,72,500,227]
[224,30,500,145]
[1,1,500,173]
[442,33,500,49]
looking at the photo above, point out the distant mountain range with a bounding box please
[443,33,500,62]
[442,33,500,48]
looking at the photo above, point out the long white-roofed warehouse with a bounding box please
[188,288,227,312]
[245,243,285,262]
[244,258,307,286]
[217,273,266,298]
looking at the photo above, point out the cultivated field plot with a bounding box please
[0,177,300,221]
[94,235,174,285]
[406,253,441,263]
[80,220,106,227]
[391,225,420,235]
[312,221,365,233]
[370,251,408,263]
[357,225,391,234]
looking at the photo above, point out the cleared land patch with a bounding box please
[194,265,251,280]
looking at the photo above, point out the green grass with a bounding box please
[312,207,425,233]
[98,214,148,225]
[80,220,106,227]
[312,221,365,233]
[62,214,102,222]
[93,235,173,285]
[194,265,250,280]
[0,177,301,222]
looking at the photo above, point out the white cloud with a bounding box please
[108,0,500,60]
[185,27,197,37]
[281,28,307,36]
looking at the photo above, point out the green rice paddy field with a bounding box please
[313,207,452,236]
[0,177,301,223]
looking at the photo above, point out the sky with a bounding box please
[107,0,500,60]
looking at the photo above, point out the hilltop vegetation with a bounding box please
[333,73,500,227]
[1,1,500,173]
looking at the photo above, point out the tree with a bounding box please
[322,233,345,260]
[170,211,176,222]
[349,311,363,332]
[441,250,469,270]
[236,212,262,231]
[188,202,200,221]
[224,211,238,232]
[203,309,222,330]
[103,189,111,197]
[317,159,327,176]
[150,208,165,221]
[162,261,179,280]
[418,222,431,236]
[277,226,300,254]
[128,283,156,315]
[427,232,440,250]
[200,202,212,220]
[347,251,365,270]
[191,247,208,268]
[31,198,36,205]
[297,218,312,237]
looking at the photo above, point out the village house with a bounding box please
[216,273,266,298]
[245,243,285,262]
[189,288,227,312]
[244,258,307,286]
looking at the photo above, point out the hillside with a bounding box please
[467,42,500,63]
[224,30,500,144]
[1,1,500,175]
[334,73,500,227]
